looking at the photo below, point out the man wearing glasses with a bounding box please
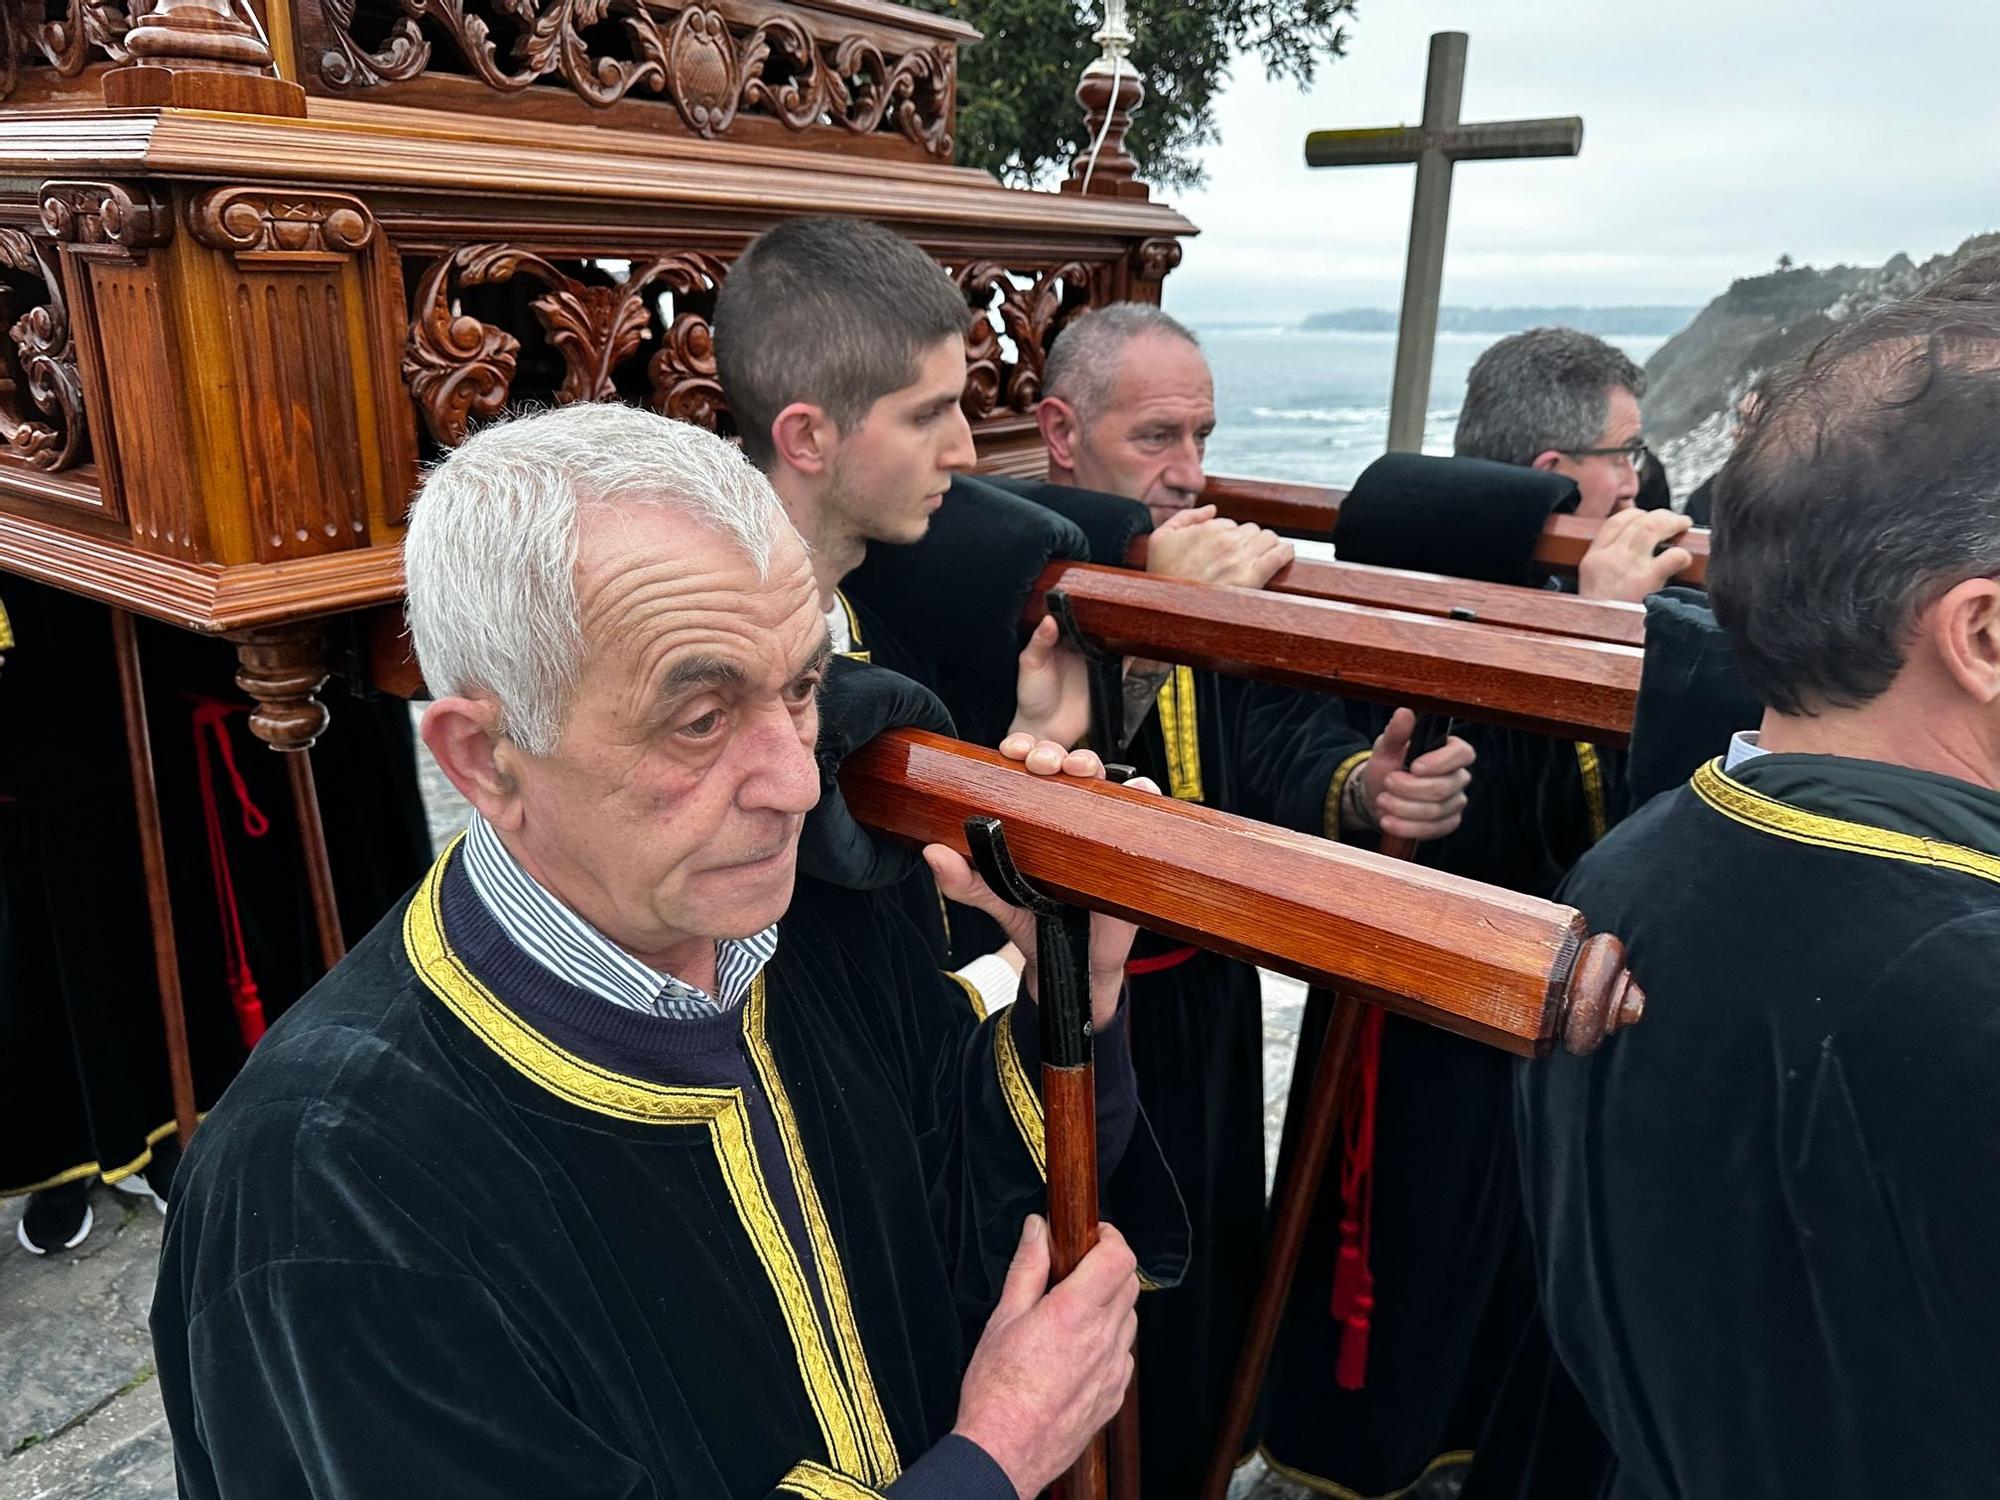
[1454,326,1697,602]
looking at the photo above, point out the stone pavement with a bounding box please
[0,1190,172,1500]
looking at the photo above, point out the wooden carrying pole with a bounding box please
[1024,563,1640,745]
[1125,538,1646,647]
[840,731,1643,1056]
[1200,473,1712,588]
[110,610,200,1147]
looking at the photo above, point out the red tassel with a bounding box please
[231,974,267,1048]
[192,698,272,1051]
[1330,1219,1364,1321]
[1336,1292,1374,1391]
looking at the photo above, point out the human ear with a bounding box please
[771,402,834,477]
[421,697,529,830]
[1037,397,1085,475]
[1931,577,2000,704]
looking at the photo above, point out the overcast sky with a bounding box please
[1160,0,2000,321]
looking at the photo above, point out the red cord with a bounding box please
[191,698,271,1049]
[1331,1005,1384,1390]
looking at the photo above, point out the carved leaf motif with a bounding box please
[0,229,85,471]
[516,0,667,108]
[647,311,723,429]
[953,261,1095,416]
[318,0,428,89]
[310,0,952,153]
[403,246,529,448]
[403,245,729,446]
[38,0,133,77]
[737,16,826,131]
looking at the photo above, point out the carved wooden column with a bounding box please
[232,624,346,970]
[101,0,306,114]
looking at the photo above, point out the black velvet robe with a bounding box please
[0,579,430,1198]
[1518,753,2000,1500]
[1115,668,1369,1500]
[153,841,1185,1499]
[1260,709,1618,1498]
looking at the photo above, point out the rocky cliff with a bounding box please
[1647,233,2000,493]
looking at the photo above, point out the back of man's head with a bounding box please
[713,217,970,469]
[1455,327,1645,465]
[1710,263,2000,716]
[1043,302,1201,425]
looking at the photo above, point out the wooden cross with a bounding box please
[1306,32,1583,453]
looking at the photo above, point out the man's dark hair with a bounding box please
[713,217,970,468]
[1709,260,2000,715]
[1454,327,1645,465]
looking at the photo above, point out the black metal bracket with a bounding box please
[1407,712,1455,765]
[965,814,1093,1069]
[1044,589,1128,760]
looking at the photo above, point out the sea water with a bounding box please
[1195,326,1670,489]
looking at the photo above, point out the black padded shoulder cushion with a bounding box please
[843,474,1090,748]
[980,476,1154,568]
[795,654,954,890]
[1334,452,1581,586]
[1626,586,1764,809]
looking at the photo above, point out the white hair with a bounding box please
[403,403,794,756]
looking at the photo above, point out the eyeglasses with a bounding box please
[1560,442,1652,472]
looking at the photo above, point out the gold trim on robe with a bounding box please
[1155,665,1205,802]
[993,1013,1046,1179]
[1575,743,1609,843]
[773,1459,887,1500]
[1691,759,2000,887]
[401,844,880,1481]
[1322,749,1373,842]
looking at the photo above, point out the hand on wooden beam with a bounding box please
[1143,505,1297,590]
[1578,509,1698,602]
[1345,707,1475,842]
[924,734,1161,1031]
[1008,614,1092,750]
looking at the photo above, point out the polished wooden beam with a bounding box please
[1024,562,1640,744]
[1125,538,1646,648]
[840,730,1642,1058]
[1202,473,1711,587]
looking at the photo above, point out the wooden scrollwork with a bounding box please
[0,230,86,471]
[39,180,174,250]
[954,261,1098,420]
[1131,237,1184,282]
[314,0,956,153]
[38,0,135,77]
[403,244,727,448]
[189,187,377,261]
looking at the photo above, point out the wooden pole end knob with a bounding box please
[1557,932,1644,1056]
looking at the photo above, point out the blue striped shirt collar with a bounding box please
[459,813,777,1020]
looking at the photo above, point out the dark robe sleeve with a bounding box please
[856,893,1187,1330]
[177,1260,659,1499]
[1221,677,1373,838]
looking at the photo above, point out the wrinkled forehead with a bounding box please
[575,506,817,669]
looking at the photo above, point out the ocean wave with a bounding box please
[1248,405,1461,425]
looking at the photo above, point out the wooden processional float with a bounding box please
[0,0,1198,1144]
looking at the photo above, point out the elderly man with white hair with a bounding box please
[150,403,1181,1500]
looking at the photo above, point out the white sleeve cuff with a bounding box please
[955,952,1022,1013]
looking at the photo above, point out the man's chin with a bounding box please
[699,858,798,935]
